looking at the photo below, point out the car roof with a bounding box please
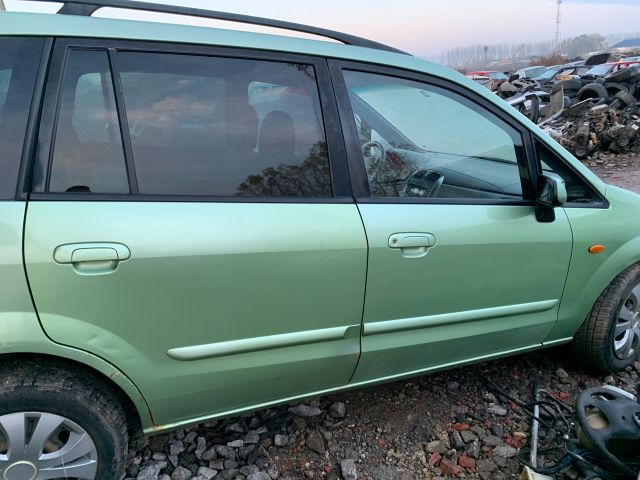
[603,60,640,66]
[0,11,519,96]
[0,11,443,72]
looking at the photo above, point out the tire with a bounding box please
[573,263,640,372]
[550,84,580,98]
[614,90,638,107]
[577,82,609,102]
[0,359,128,479]
[558,79,582,92]
[550,80,580,95]
[604,82,630,97]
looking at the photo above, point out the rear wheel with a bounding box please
[0,360,128,479]
[573,264,640,372]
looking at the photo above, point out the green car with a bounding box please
[0,1,638,478]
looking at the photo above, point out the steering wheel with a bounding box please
[361,141,387,180]
[576,387,640,478]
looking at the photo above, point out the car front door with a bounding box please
[24,40,367,426]
[330,62,574,383]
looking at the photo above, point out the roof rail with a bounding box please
[20,0,408,55]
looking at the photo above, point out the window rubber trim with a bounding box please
[328,59,553,206]
[29,37,353,202]
[15,37,54,201]
[107,48,138,194]
[28,192,352,204]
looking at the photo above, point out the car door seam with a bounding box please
[347,202,370,384]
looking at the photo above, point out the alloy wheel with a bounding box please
[0,412,97,480]
[615,284,640,360]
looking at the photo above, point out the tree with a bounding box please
[561,34,606,57]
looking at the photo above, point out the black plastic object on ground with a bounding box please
[575,387,640,479]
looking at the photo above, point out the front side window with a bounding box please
[117,52,331,197]
[343,70,526,200]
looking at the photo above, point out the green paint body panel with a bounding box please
[547,186,640,341]
[1,10,638,434]
[0,202,153,428]
[24,202,367,426]
[351,204,573,382]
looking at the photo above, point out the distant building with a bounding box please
[611,38,640,52]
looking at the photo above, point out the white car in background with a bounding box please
[514,65,548,79]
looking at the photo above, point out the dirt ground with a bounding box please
[588,153,640,193]
[130,154,640,480]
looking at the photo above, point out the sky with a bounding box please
[4,0,640,56]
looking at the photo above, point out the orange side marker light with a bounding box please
[588,244,606,254]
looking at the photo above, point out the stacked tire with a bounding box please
[551,65,640,107]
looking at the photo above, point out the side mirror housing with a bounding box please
[535,173,567,223]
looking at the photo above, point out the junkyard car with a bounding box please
[1,1,640,478]
[534,63,591,91]
[583,60,640,78]
[515,65,549,79]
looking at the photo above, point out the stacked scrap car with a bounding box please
[542,64,640,158]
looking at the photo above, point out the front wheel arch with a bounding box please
[571,262,640,372]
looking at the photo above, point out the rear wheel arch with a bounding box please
[0,352,147,441]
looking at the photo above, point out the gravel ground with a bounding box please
[128,154,640,480]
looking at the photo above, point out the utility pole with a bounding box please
[484,45,488,69]
[554,0,563,54]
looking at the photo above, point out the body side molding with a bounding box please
[167,325,359,361]
[364,300,559,336]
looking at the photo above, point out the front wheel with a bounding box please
[573,264,640,372]
[0,359,128,479]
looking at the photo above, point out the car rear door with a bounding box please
[24,39,367,426]
[329,61,573,383]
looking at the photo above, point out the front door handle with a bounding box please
[54,243,130,275]
[388,233,436,258]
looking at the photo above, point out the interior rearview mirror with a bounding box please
[535,173,567,223]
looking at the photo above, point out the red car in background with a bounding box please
[583,60,640,78]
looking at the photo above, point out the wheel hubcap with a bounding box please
[4,462,36,480]
[615,284,640,360]
[0,412,98,479]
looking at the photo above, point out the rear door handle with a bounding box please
[54,243,130,275]
[54,243,131,264]
[388,233,436,258]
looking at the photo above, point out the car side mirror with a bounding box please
[535,173,567,223]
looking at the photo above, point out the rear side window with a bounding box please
[0,38,44,199]
[47,49,332,198]
[116,52,331,197]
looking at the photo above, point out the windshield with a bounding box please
[535,67,561,80]
[585,64,611,76]
[524,67,548,78]
[488,72,508,80]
